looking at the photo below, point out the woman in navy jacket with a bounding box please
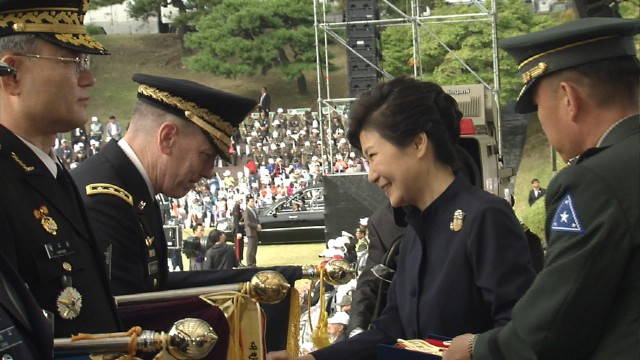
[268,77,536,360]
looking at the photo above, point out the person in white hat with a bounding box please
[327,312,350,343]
[89,115,103,143]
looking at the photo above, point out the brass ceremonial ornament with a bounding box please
[168,318,218,358]
[57,287,83,320]
[53,318,217,359]
[323,259,356,286]
[34,205,58,235]
[248,271,291,304]
[115,265,357,307]
[450,209,466,232]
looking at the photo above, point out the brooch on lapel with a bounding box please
[34,205,58,235]
[449,209,466,232]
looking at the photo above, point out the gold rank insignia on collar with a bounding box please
[86,183,133,206]
[450,209,466,232]
[11,151,34,172]
[34,205,58,235]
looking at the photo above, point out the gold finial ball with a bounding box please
[249,270,291,304]
[324,259,356,286]
[167,318,218,359]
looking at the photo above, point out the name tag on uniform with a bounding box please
[44,239,75,259]
[0,326,23,352]
[148,261,159,275]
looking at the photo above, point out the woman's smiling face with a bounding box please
[360,128,423,208]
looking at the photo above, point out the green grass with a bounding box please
[88,33,349,124]
[90,33,555,240]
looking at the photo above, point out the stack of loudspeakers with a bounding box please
[346,0,382,98]
[572,0,621,18]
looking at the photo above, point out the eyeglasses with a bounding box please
[13,54,90,73]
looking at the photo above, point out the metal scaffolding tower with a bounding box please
[312,0,503,170]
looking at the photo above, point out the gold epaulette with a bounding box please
[86,183,133,206]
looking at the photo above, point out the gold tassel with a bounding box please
[286,287,301,356]
[311,268,331,349]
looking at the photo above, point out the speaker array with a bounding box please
[346,0,382,97]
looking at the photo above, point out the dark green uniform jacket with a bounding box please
[476,115,640,359]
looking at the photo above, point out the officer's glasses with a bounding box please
[12,54,90,73]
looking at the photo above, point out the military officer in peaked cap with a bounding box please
[0,61,54,359]
[0,0,120,339]
[444,17,640,360]
[72,73,257,295]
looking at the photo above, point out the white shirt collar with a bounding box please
[117,138,155,198]
[16,134,58,177]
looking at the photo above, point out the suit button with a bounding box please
[62,262,72,272]
[410,287,417,297]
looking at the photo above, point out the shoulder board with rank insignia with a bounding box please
[551,192,584,234]
[86,183,133,206]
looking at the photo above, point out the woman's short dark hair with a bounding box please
[346,77,463,169]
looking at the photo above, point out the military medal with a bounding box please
[450,209,466,232]
[56,287,82,320]
[34,205,58,235]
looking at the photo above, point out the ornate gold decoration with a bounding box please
[248,270,290,304]
[56,286,82,320]
[521,62,548,85]
[450,209,466,232]
[85,183,133,206]
[54,33,106,51]
[0,5,106,51]
[11,152,34,172]
[33,205,58,235]
[137,84,235,159]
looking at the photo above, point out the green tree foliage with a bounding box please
[380,0,567,104]
[183,0,317,94]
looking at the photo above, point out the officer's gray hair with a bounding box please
[0,34,38,55]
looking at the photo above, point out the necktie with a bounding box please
[56,163,77,200]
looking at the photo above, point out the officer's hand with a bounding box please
[266,350,315,360]
[442,333,474,360]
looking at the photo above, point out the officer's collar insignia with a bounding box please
[11,152,34,172]
[551,193,584,233]
[56,287,82,320]
[145,236,155,247]
[450,209,466,232]
[34,205,58,235]
[138,201,147,211]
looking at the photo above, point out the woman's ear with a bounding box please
[413,132,428,155]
